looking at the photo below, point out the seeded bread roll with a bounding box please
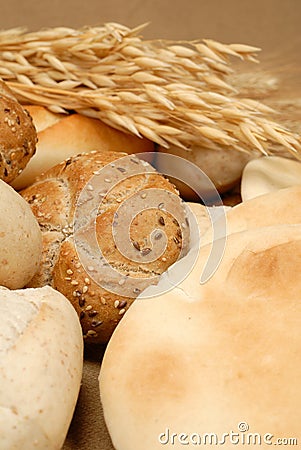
[13,106,154,190]
[0,80,37,183]
[21,151,189,344]
[0,285,83,449]
[0,179,42,288]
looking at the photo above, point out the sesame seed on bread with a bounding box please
[21,151,190,344]
[0,79,37,183]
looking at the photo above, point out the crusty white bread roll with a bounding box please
[0,179,42,288]
[241,155,301,201]
[12,106,155,190]
[100,223,301,450]
[0,80,37,184]
[21,151,189,344]
[0,286,83,449]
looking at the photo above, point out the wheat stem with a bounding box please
[0,22,299,155]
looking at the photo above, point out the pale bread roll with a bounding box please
[186,201,232,248]
[0,179,42,288]
[226,184,301,233]
[100,223,301,450]
[241,155,301,201]
[157,144,255,200]
[0,286,83,449]
[202,184,301,245]
[12,107,154,190]
[186,202,211,234]
[24,105,63,132]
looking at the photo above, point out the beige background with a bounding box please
[0,0,300,54]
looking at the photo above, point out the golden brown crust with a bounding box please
[52,238,132,343]
[12,107,155,190]
[0,80,37,183]
[24,104,63,132]
[22,151,189,343]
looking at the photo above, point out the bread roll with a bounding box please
[202,185,301,245]
[0,285,83,449]
[13,106,155,190]
[186,202,211,235]
[157,144,256,200]
[24,105,63,132]
[241,155,301,201]
[226,184,301,233]
[0,80,37,183]
[100,223,301,450]
[21,151,190,343]
[0,179,42,288]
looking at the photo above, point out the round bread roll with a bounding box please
[241,155,301,201]
[157,144,256,200]
[21,151,190,344]
[226,184,301,233]
[0,179,42,289]
[100,223,301,450]
[0,80,37,183]
[186,202,212,235]
[202,184,301,245]
[23,105,64,132]
[0,285,83,450]
[13,106,155,190]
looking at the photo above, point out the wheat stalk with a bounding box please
[0,22,300,156]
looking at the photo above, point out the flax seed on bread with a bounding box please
[0,80,37,183]
[21,151,190,343]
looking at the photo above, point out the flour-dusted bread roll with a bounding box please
[241,155,301,201]
[13,106,155,190]
[0,80,37,183]
[100,223,301,450]
[21,151,190,343]
[0,179,42,288]
[0,285,83,450]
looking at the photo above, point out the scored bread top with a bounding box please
[21,150,190,343]
[0,286,83,449]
